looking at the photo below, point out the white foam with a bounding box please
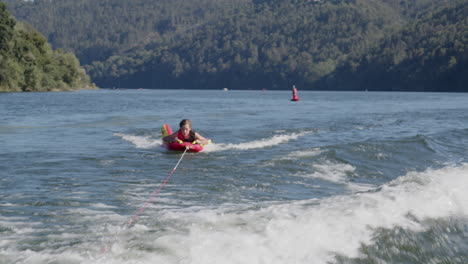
[57,208,128,230]
[309,160,356,183]
[90,203,118,209]
[116,131,309,152]
[0,217,41,235]
[143,164,468,264]
[282,148,324,159]
[3,164,468,264]
[114,133,162,149]
[260,148,325,168]
[7,250,83,264]
[375,152,388,159]
[204,132,310,152]
[288,158,373,191]
[291,159,367,191]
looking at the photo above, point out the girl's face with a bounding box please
[181,125,191,136]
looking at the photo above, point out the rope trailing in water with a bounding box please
[126,147,188,227]
[101,146,189,255]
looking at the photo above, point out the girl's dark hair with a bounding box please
[179,119,192,128]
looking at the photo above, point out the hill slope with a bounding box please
[5,0,466,91]
[318,0,468,92]
[0,2,95,92]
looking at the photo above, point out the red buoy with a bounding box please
[291,85,300,101]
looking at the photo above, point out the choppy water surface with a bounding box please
[1,90,467,264]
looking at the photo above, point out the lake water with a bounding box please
[1,89,467,264]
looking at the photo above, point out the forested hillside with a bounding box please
[4,0,249,65]
[88,0,406,89]
[4,0,467,91]
[318,0,468,92]
[0,2,94,92]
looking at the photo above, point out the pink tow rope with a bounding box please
[101,147,190,255]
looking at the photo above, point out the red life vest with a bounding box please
[177,130,196,142]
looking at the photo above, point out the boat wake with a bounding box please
[115,131,310,152]
[91,163,468,264]
[203,132,310,152]
[114,133,162,149]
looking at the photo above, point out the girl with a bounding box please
[163,119,210,145]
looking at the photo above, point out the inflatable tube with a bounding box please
[161,124,206,152]
[166,141,205,152]
[161,123,172,138]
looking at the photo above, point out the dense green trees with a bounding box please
[319,0,467,92]
[0,2,95,92]
[86,0,398,89]
[4,0,467,91]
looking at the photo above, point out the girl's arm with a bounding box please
[194,132,210,145]
[163,132,181,143]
